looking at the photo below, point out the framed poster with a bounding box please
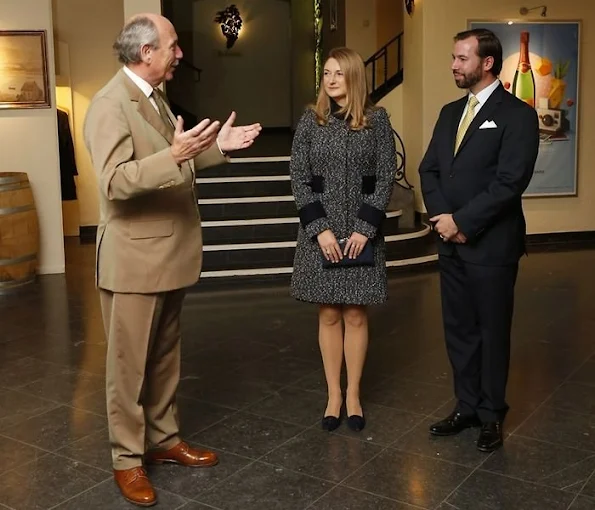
[469,21,580,196]
[0,30,51,110]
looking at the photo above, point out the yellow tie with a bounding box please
[454,95,479,154]
[152,90,174,132]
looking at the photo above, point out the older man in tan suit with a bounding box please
[84,13,261,507]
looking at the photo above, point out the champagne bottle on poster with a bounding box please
[511,31,536,107]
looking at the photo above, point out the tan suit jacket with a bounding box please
[84,70,226,293]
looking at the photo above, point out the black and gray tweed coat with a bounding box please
[289,106,397,305]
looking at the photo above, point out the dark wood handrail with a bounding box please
[364,33,402,66]
[365,32,403,97]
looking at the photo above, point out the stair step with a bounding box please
[201,210,403,244]
[199,197,297,221]
[201,224,432,272]
[199,158,290,178]
[196,178,292,199]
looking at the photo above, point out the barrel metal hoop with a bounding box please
[0,274,36,293]
[0,204,35,215]
[0,253,37,266]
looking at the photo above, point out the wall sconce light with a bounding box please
[519,5,548,17]
[214,4,243,49]
[405,0,414,16]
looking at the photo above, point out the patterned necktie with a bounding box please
[454,95,479,154]
[152,90,174,132]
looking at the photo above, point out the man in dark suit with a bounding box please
[419,28,539,452]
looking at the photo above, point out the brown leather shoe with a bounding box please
[113,467,156,507]
[145,441,219,467]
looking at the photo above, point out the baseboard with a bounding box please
[80,225,98,243]
[526,230,595,251]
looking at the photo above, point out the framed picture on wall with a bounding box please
[0,30,51,110]
[469,20,580,197]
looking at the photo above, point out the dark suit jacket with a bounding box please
[419,82,539,265]
[57,108,78,201]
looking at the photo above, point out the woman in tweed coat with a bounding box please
[290,47,397,432]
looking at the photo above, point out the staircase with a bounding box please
[195,144,436,285]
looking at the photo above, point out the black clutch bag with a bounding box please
[322,238,374,268]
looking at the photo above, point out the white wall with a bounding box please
[0,0,65,274]
[192,0,292,127]
[123,0,160,19]
[52,0,123,228]
[345,0,377,61]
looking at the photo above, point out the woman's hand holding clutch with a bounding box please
[317,230,343,264]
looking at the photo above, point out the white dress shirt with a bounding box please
[123,66,160,112]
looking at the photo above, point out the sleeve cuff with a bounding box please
[298,200,327,228]
[357,203,385,228]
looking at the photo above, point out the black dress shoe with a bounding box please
[347,415,366,432]
[321,416,341,432]
[429,411,481,436]
[477,421,503,452]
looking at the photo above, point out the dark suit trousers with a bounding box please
[439,252,518,423]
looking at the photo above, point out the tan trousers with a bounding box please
[99,288,186,470]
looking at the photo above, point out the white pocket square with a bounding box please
[479,120,497,129]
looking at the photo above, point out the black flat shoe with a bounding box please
[477,421,503,452]
[429,411,481,436]
[321,415,341,432]
[347,415,366,432]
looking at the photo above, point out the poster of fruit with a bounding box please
[469,21,580,197]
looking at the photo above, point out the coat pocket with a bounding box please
[129,220,174,239]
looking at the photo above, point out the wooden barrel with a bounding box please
[0,172,39,293]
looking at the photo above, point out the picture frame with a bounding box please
[468,20,581,197]
[0,30,51,110]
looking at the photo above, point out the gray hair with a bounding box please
[113,16,160,64]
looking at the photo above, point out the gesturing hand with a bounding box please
[170,116,221,165]
[217,111,262,153]
[317,230,343,264]
[344,232,368,259]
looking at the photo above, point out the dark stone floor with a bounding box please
[1,240,595,509]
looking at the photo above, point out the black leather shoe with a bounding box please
[321,416,341,432]
[347,415,366,432]
[429,411,481,436]
[477,421,503,452]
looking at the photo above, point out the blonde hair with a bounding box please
[313,47,374,130]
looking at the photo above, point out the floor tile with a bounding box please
[1,405,106,452]
[263,429,383,482]
[147,444,251,500]
[243,386,325,427]
[366,378,453,415]
[0,388,60,431]
[52,478,187,509]
[333,404,425,446]
[309,486,418,509]
[391,417,487,468]
[343,449,471,508]
[197,461,332,510]
[0,435,46,476]
[482,435,595,490]
[194,412,305,459]
[0,452,109,510]
[446,470,576,509]
[515,407,595,452]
